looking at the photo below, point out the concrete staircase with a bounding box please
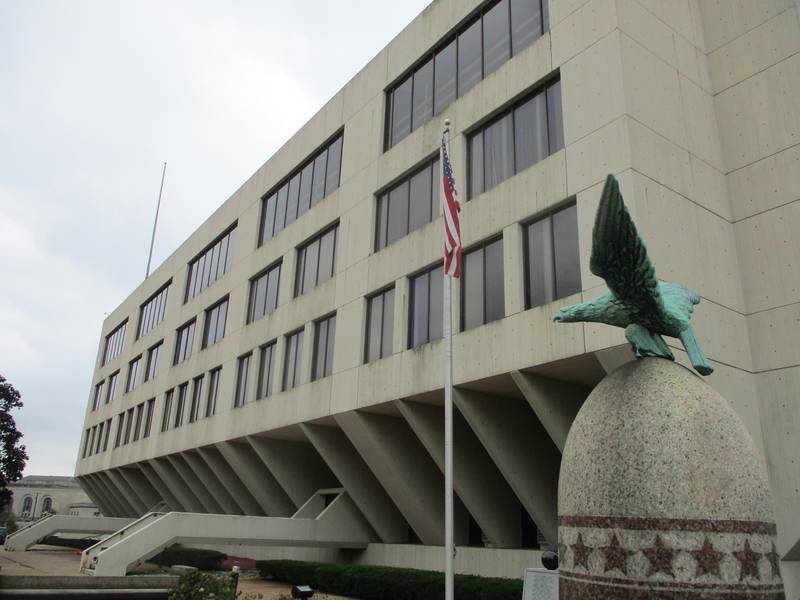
[4,515,134,552]
[81,489,376,576]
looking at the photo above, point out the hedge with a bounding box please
[40,535,100,550]
[151,546,227,571]
[256,560,523,600]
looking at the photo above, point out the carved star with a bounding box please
[734,539,762,581]
[642,535,674,577]
[600,533,631,575]
[570,533,592,570]
[766,542,781,580]
[690,537,724,577]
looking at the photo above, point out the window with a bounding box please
[462,238,505,330]
[22,496,33,515]
[92,381,105,411]
[114,412,124,448]
[468,77,563,198]
[256,342,277,400]
[103,320,127,365]
[203,298,228,348]
[105,371,119,404]
[144,341,162,382]
[138,281,170,338]
[174,383,188,428]
[283,329,305,391]
[185,226,236,302]
[409,265,444,348]
[295,224,338,296]
[234,353,252,408]
[103,418,112,450]
[132,402,144,441]
[41,497,52,514]
[95,421,105,454]
[126,355,142,392]
[143,398,155,438]
[375,158,440,250]
[174,319,196,365]
[365,288,395,362]
[161,389,174,432]
[525,202,580,308]
[123,407,134,444]
[312,314,336,381]
[248,262,281,323]
[82,428,91,458]
[385,0,549,149]
[205,367,222,417]
[259,133,343,243]
[189,375,204,422]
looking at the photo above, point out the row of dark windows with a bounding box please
[112,398,156,449]
[259,134,343,245]
[138,282,170,339]
[161,366,222,432]
[185,227,236,303]
[102,321,127,366]
[385,0,549,149]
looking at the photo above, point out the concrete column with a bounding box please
[300,423,407,543]
[120,466,162,510]
[398,400,521,548]
[149,458,205,513]
[183,450,242,515]
[510,371,589,452]
[107,469,147,516]
[335,410,469,546]
[246,436,338,508]
[197,446,266,516]
[137,461,185,512]
[79,475,116,517]
[166,454,223,514]
[454,388,561,546]
[215,440,295,516]
[95,471,136,518]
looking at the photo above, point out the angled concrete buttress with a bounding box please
[510,371,589,452]
[108,469,147,515]
[183,450,242,514]
[120,466,162,510]
[300,423,407,543]
[335,411,469,546]
[93,472,133,517]
[149,458,205,513]
[137,462,185,511]
[78,475,115,517]
[453,388,561,545]
[215,441,295,516]
[84,491,375,576]
[246,436,339,508]
[5,515,134,551]
[398,400,522,548]
[197,446,266,516]
[166,453,224,513]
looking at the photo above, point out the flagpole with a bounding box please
[145,162,167,279]
[442,119,454,600]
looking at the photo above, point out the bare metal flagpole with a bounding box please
[441,118,454,600]
[145,162,167,279]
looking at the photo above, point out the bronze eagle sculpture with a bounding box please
[554,174,713,376]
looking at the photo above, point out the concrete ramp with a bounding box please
[83,489,376,576]
[4,515,134,552]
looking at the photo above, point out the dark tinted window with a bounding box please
[458,20,482,97]
[202,298,228,348]
[483,0,510,77]
[234,353,251,408]
[366,288,395,362]
[126,356,141,392]
[375,159,439,251]
[161,389,173,432]
[206,367,221,417]
[312,314,336,381]
[285,172,301,227]
[296,225,338,296]
[257,342,276,399]
[174,319,196,365]
[462,238,504,330]
[412,58,434,130]
[105,371,119,404]
[434,40,457,116]
[483,113,514,191]
[325,136,343,196]
[283,329,305,390]
[391,76,413,147]
[547,79,564,153]
[311,150,328,206]
[511,0,543,55]
[185,227,235,302]
[526,202,580,308]
[298,163,314,217]
[409,265,443,348]
[189,375,204,423]
[514,92,549,173]
[138,282,170,339]
[143,398,155,438]
[248,262,281,323]
[174,383,188,428]
[144,342,162,382]
[103,321,127,365]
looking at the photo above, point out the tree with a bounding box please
[0,375,28,509]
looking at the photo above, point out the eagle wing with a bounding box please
[590,175,662,318]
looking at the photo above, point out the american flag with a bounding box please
[441,128,462,278]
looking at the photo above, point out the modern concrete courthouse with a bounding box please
[75,0,800,591]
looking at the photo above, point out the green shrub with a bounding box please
[153,546,228,571]
[256,560,523,600]
[168,571,235,600]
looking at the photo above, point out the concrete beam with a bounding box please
[120,466,162,510]
[215,441,295,517]
[149,458,205,513]
[454,388,561,546]
[107,469,147,516]
[89,473,127,518]
[78,475,116,517]
[167,454,224,514]
[301,423,406,543]
[510,371,589,452]
[398,400,521,548]
[183,450,242,515]
[197,446,266,516]
[335,411,469,546]
[137,461,185,512]
[95,471,136,518]
[246,436,339,508]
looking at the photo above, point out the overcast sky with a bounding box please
[0,0,431,476]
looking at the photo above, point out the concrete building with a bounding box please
[75,0,800,592]
[9,476,99,521]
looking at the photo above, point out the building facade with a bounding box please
[75,0,800,591]
[9,476,98,521]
